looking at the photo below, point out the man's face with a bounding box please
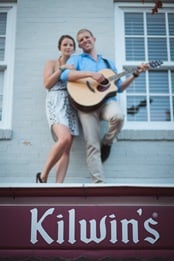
[77,31,96,53]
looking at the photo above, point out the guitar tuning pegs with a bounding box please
[150,60,163,68]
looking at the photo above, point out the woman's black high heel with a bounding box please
[36,172,44,183]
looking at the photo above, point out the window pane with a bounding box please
[0,95,2,120]
[170,38,174,61]
[127,96,148,121]
[127,73,146,93]
[149,71,169,93]
[171,71,174,121]
[0,71,4,121]
[125,38,145,61]
[125,13,144,35]
[172,71,174,93]
[148,38,167,61]
[173,96,174,121]
[0,37,5,61]
[168,13,174,36]
[0,13,7,35]
[147,13,166,36]
[150,96,170,121]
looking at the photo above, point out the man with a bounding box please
[61,29,149,183]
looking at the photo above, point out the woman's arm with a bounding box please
[43,60,74,89]
[43,60,62,89]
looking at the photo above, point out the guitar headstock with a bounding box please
[149,60,163,68]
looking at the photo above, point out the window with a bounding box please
[114,3,174,130]
[0,3,16,137]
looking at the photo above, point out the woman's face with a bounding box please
[60,37,75,56]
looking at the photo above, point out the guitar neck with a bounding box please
[109,69,134,82]
[108,60,163,82]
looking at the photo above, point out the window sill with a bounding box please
[0,129,173,141]
[0,129,13,140]
[118,129,174,141]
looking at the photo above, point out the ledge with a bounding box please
[0,183,174,197]
[0,129,13,140]
[114,0,174,3]
[0,0,17,3]
[119,129,174,140]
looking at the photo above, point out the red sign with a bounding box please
[0,205,173,250]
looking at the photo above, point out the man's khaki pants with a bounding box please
[78,100,124,183]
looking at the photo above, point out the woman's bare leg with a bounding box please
[55,147,72,183]
[40,124,73,182]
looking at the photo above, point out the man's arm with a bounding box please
[61,54,111,83]
[60,55,79,82]
[68,70,105,83]
[120,74,136,92]
[120,63,150,92]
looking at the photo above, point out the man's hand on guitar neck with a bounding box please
[120,62,150,92]
[134,63,150,77]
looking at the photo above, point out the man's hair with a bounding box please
[76,29,94,39]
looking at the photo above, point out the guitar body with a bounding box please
[67,69,117,112]
[67,60,163,112]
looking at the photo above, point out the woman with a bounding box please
[36,35,79,183]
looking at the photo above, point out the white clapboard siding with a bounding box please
[0,0,173,185]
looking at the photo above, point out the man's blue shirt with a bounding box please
[61,53,123,101]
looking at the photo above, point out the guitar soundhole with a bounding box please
[97,79,110,92]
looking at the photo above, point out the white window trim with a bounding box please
[114,2,174,130]
[0,3,16,137]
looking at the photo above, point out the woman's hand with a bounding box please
[60,64,75,70]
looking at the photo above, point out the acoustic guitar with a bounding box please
[67,60,163,112]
